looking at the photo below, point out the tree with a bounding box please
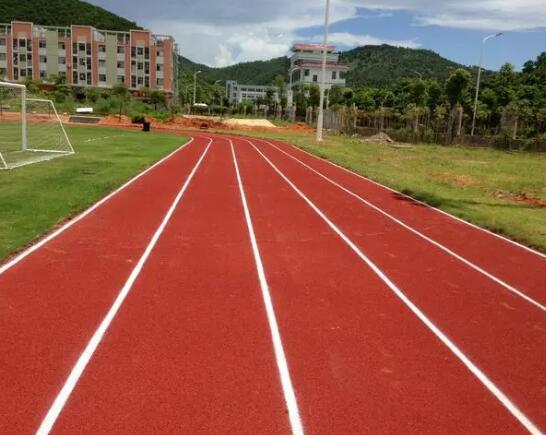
[308,84,320,107]
[112,83,130,118]
[445,68,471,144]
[328,86,344,106]
[149,90,167,111]
[85,87,100,103]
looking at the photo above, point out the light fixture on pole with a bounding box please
[316,0,331,142]
[471,32,503,136]
[193,70,202,106]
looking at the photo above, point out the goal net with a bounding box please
[0,82,74,170]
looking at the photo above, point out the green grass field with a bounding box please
[0,125,186,261]
[230,129,546,253]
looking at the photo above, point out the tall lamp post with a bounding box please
[471,32,503,136]
[193,70,202,107]
[316,0,331,142]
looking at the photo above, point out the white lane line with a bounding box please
[230,141,304,435]
[268,138,546,260]
[245,139,542,435]
[36,139,213,435]
[256,139,546,314]
[0,137,198,277]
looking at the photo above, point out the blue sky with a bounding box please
[88,0,546,69]
[296,9,546,70]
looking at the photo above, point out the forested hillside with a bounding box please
[340,45,464,87]
[179,45,468,87]
[0,0,139,31]
[180,56,290,86]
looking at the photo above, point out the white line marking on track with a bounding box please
[256,139,546,314]
[230,141,304,435]
[0,137,196,277]
[36,139,213,435]
[267,138,546,260]
[245,138,542,435]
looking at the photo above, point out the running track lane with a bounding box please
[247,138,546,430]
[231,137,530,434]
[0,136,210,433]
[46,138,292,433]
[256,137,546,305]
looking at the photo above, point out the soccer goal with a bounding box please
[0,81,74,170]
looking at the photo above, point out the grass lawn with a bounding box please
[229,129,546,253]
[0,125,187,261]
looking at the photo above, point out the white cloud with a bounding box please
[88,0,546,66]
[319,32,420,49]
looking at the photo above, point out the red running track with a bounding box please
[0,133,544,434]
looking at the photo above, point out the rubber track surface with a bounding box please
[0,133,544,434]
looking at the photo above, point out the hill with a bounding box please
[180,56,290,86]
[0,0,139,31]
[340,45,465,87]
[180,45,467,88]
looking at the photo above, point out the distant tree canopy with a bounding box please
[0,0,140,31]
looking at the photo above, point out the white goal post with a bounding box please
[0,81,74,170]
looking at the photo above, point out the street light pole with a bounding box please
[316,0,331,142]
[471,32,503,136]
[193,70,202,107]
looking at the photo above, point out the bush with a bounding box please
[131,114,146,124]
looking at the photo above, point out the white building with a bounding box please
[226,80,279,104]
[288,43,348,105]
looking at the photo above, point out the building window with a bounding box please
[156,64,163,71]
[137,62,143,70]
[0,38,6,46]
[98,45,106,53]
[0,53,6,61]
[40,55,47,63]
[19,39,26,48]
[87,74,92,85]
[117,46,125,54]
[40,70,47,79]
[79,58,86,66]
[117,61,124,68]
[99,59,106,67]
[73,71,78,82]
[20,54,27,62]
[156,78,164,86]
[131,76,136,87]
[59,57,66,65]
[137,47,144,56]
[332,71,337,80]
[117,75,125,83]
[131,47,136,57]
[144,77,149,87]
[304,69,310,77]
[39,40,46,49]
[20,68,27,77]
[59,71,66,79]
[156,50,163,57]
[79,43,85,52]
[313,75,318,82]
[137,77,143,85]
[58,41,65,50]
[79,72,86,81]
[99,74,106,82]
[144,47,149,59]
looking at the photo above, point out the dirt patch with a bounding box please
[496,191,546,208]
[359,132,413,148]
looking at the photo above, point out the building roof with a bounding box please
[292,43,336,52]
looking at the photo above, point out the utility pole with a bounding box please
[193,70,202,107]
[471,33,503,136]
[316,0,330,142]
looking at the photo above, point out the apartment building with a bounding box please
[0,21,177,95]
[287,43,348,105]
[226,80,279,104]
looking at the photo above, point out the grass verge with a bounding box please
[227,129,546,253]
[0,125,186,261]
